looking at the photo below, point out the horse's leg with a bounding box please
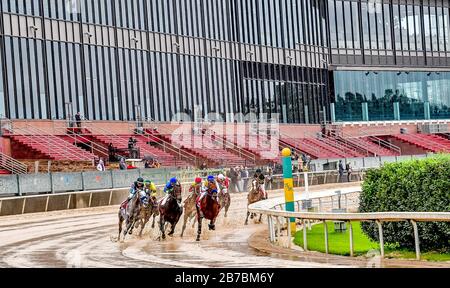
[139,215,149,238]
[159,216,166,240]
[191,213,197,228]
[208,219,216,231]
[152,213,157,228]
[168,221,175,236]
[196,214,202,242]
[258,213,263,223]
[180,211,189,238]
[225,201,230,218]
[245,210,251,225]
[118,214,123,242]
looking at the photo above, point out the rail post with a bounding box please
[281,148,296,235]
[349,221,354,257]
[376,220,384,258]
[411,220,421,260]
[324,220,329,254]
[302,219,308,251]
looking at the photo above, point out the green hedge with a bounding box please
[359,154,450,252]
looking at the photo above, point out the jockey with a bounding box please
[164,177,178,195]
[122,177,148,208]
[189,177,203,195]
[144,179,157,199]
[127,177,145,201]
[216,174,229,193]
[253,169,267,199]
[197,175,219,208]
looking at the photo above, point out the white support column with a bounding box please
[303,219,308,251]
[108,190,113,206]
[268,215,274,243]
[67,194,72,210]
[88,192,93,207]
[324,221,329,254]
[286,218,291,248]
[376,220,384,258]
[21,198,26,214]
[349,221,354,257]
[45,195,50,212]
[411,220,421,260]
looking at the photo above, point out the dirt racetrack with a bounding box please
[0,182,447,268]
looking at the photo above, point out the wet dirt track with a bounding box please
[0,183,446,268]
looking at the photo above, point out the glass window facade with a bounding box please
[328,0,450,66]
[0,0,329,123]
[333,71,450,122]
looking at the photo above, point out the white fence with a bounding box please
[248,188,450,260]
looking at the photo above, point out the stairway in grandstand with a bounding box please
[6,123,97,162]
[150,129,251,167]
[279,132,401,159]
[222,134,280,164]
[90,132,192,168]
[391,133,450,153]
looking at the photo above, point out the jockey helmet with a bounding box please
[207,175,215,182]
[170,177,178,184]
[144,179,151,185]
[195,177,202,184]
[136,177,144,184]
[217,174,225,181]
[256,169,262,174]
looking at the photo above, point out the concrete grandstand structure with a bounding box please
[0,1,449,173]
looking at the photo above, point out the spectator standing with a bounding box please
[75,112,82,128]
[229,167,239,193]
[346,162,352,182]
[97,158,106,171]
[338,160,344,182]
[266,167,274,191]
[144,159,151,169]
[119,158,127,170]
[241,166,249,192]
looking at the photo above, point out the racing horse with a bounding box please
[134,194,160,237]
[196,189,221,241]
[245,179,265,225]
[218,186,231,218]
[157,182,183,240]
[117,189,146,242]
[180,184,201,238]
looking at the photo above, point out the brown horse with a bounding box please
[245,179,265,225]
[118,190,146,242]
[157,182,183,240]
[180,185,201,238]
[134,195,159,237]
[218,186,231,218]
[196,189,221,241]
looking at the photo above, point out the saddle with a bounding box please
[120,200,128,210]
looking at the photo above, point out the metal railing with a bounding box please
[328,131,373,157]
[52,122,108,160]
[10,124,94,162]
[320,133,363,157]
[201,130,258,164]
[138,132,198,167]
[0,152,27,174]
[279,132,322,157]
[248,191,450,260]
[366,135,402,155]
